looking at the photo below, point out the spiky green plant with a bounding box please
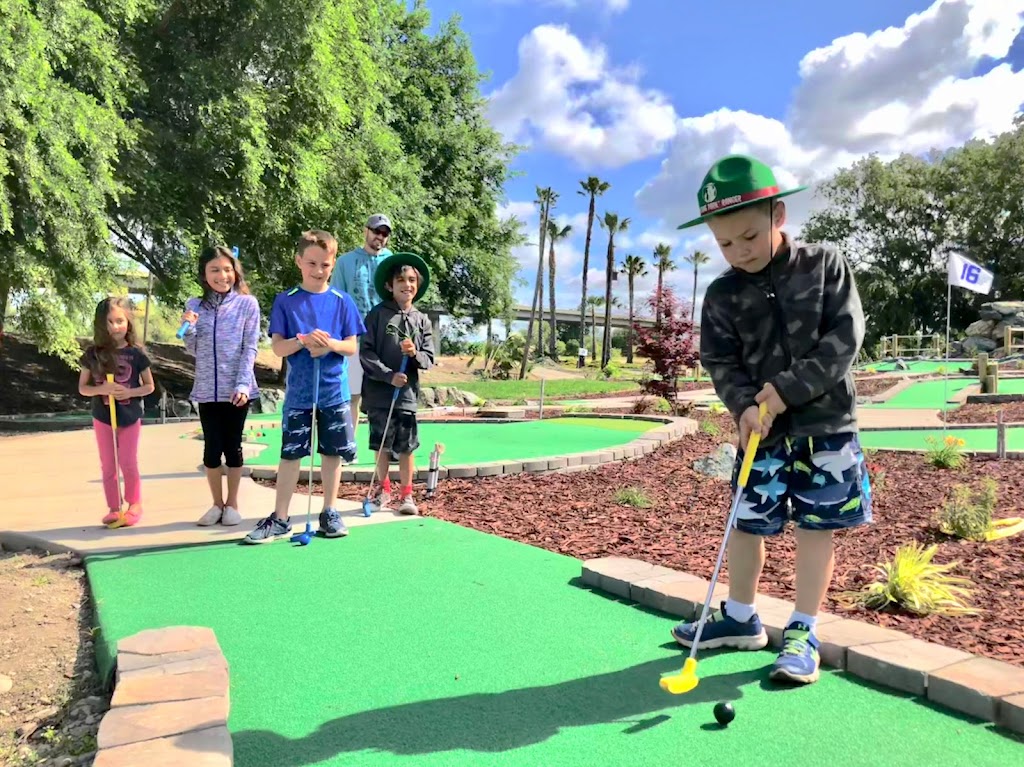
[842,542,977,616]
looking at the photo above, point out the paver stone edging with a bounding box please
[580,556,1024,737]
[94,626,234,766]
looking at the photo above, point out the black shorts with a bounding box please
[367,408,419,458]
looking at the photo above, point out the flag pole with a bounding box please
[943,279,951,430]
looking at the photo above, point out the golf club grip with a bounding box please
[175,321,191,339]
[392,356,409,402]
[736,402,769,487]
[105,374,117,426]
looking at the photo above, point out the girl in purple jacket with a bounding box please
[181,246,262,527]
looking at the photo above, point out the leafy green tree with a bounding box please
[0,0,139,363]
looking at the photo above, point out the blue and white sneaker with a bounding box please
[318,508,349,538]
[242,515,292,545]
[769,621,820,684]
[671,601,769,650]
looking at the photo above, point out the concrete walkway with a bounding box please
[0,422,408,556]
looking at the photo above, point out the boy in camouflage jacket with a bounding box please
[670,154,871,685]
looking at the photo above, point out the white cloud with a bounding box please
[486,25,677,167]
[636,0,1024,238]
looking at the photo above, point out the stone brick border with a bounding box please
[247,414,697,483]
[580,556,1024,737]
[94,626,233,766]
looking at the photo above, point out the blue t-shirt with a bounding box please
[268,286,366,409]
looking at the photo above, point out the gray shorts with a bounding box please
[367,407,419,458]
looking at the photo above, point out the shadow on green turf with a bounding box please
[232,657,785,765]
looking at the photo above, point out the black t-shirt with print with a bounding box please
[82,346,152,427]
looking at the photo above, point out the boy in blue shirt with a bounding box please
[243,229,365,544]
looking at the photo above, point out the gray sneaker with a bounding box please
[243,515,291,544]
[397,494,418,515]
[318,508,349,538]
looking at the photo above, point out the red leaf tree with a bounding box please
[633,287,699,407]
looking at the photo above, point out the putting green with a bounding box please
[861,427,1024,452]
[863,378,976,410]
[859,360,972,374]
[84,519,1022,766]
[238,416,658,468]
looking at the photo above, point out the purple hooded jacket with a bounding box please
[183,290,261,402]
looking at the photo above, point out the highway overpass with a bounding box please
[119,273,655,334]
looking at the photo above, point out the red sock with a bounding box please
[401,484,413,498]
[382,477,391,493]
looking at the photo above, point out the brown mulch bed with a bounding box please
[402,412,1023,666]
[945,401,1024,425]
[854,376,905,399]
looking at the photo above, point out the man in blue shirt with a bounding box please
[331,214,393,440]
[244,229,365,544]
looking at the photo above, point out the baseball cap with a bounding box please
[366,214,392,231]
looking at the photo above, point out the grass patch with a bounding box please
[613,486,653,508]
[451,379,638,402]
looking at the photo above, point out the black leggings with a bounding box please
[198,402,250,469]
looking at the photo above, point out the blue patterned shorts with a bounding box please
[731,432,873,536]
[281,403,357,462]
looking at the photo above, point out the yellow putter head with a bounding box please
[660,658,699,694]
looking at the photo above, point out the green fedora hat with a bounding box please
[677,154,806,229]
[374,251,431,303]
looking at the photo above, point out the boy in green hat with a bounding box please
[671,154,871,685]
[359,252,435,515]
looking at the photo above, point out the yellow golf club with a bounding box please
[105,373,129,529]
[660,402,768,694]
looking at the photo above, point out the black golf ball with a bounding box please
[713,702,735,726]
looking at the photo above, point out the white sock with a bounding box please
[724,599,757,623]
[789,610,817,629]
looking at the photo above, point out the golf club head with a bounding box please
[361,498,373,517]
[660,658,699,694]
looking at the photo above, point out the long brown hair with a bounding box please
[199,245,250,305]
[89,297,139,377]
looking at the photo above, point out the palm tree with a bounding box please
[520,186,557,379]
[599,211,630,368]
[577,177,610,347]
[653,243,675,324]
[620,254,647,363]
[546,219,572,359]
[585,295,603,361]
[683,250,711,324]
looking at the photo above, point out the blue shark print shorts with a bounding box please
[281,403,357,462]
[730,432,872,536]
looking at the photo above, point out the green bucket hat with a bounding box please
[677,154,806,229]
[374,251,431,303]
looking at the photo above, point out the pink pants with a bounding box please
[93,418,142,509]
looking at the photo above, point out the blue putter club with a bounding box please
[362,356,408,517]
[291,357,321,546]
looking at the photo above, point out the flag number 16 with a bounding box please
[961,263,981,284]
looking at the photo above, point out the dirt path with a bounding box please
[0,549,104,767]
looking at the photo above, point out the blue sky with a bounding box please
[422,0,1024,333]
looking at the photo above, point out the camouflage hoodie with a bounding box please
[699,232,865,443]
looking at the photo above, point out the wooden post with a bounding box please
[978,352,988,381]
[997,409,1006,460]
[538,376,545,420]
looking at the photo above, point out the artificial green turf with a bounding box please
[863,378,976,409]
[860,426,1024,452]
[84,519,1022,767]
[242,416,657,468]
[858,360,973,373]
